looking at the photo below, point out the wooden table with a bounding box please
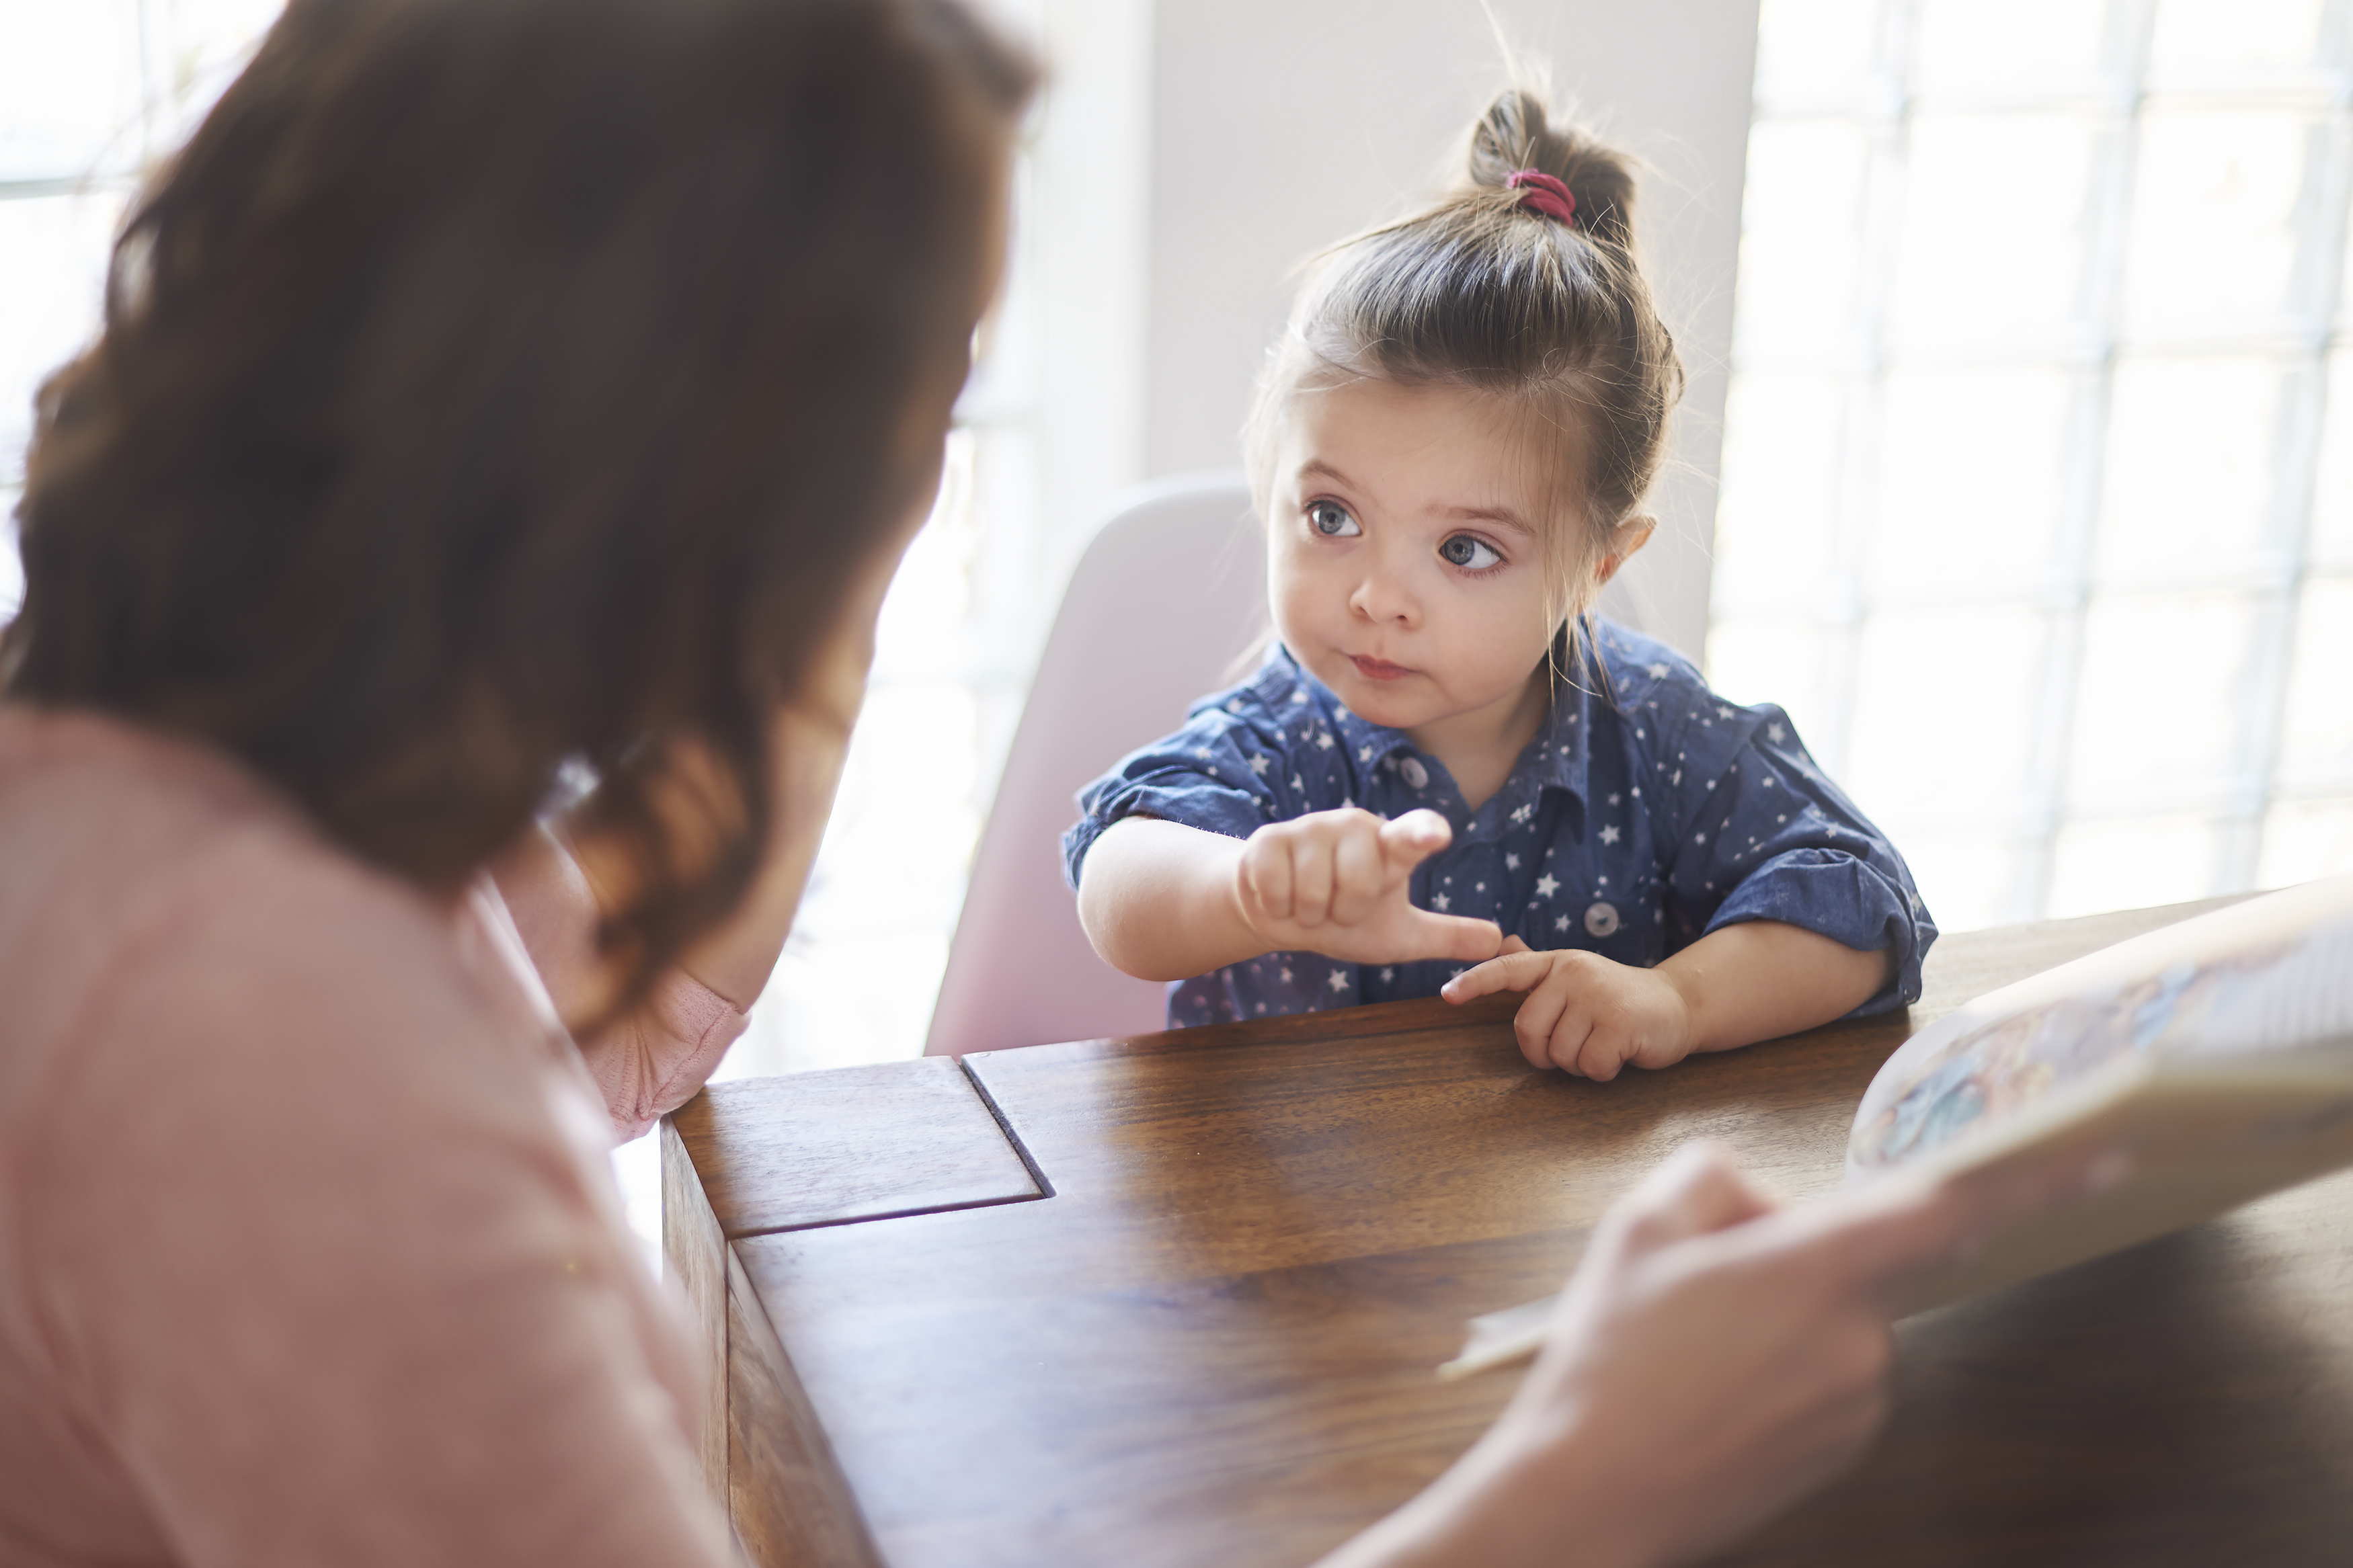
[663,899,2353,1567]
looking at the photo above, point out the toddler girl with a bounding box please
[1063,89,1932,1080]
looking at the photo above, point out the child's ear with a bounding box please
[1593,513,1657,586]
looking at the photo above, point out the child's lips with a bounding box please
[1349,654,1414,682]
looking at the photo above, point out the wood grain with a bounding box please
[672,1056,1043,1239]
[727,1245,887,1568]
[701,897,2342,1567]
[660,1114,729,1510]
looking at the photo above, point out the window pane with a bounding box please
[1845,604,2047,824]
[2048,813,2225,916]
[0,191,126,476]
[2308,352,2353,570]
[1886,115,2096,347]
[2122,110,2317,335]
[2275,575,2353,790]
[1870,367,2073,593]
[1712,372,1846,614]
[0,0,143,181]
[1736,120,1873,361]
[2147,0,2326,87]
[2097,357,2285,583]
[2069,591,2261,808]
[1,490,20,622]
[2258,796,2353,889]
[1754,0,1882,102]
[146,1,287,151]
[1897,829,2034,932]
[1913,0,2108,97]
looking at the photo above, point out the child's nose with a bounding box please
[1347,557,1419,626]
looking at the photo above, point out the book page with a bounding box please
[1851,872,2353,1311]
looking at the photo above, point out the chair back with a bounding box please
[924,474,1262,1056]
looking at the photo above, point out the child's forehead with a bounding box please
[1277,376,1584,522]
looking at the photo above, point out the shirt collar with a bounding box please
[1273,644,1594,808]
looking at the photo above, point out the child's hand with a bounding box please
[1441,937,1696,1079]
[1234,807,1503,966]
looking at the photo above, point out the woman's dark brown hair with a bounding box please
[3,0,1034,1003]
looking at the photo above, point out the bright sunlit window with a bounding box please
[1711,0,2353,932]
[1,1,290,616]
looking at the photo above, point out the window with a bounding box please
[0,1,286,614]
[1712,0,2353,931]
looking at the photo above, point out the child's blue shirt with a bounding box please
[1062,621,1936,1030]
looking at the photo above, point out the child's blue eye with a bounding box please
[1308,501,1361,537]
[1439,534,1502,570]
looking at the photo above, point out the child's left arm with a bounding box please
[1442,921,1891,1079]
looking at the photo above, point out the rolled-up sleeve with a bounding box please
[1646,697,1933,1016]
[1062,707,1299,890]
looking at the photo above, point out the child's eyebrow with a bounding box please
[1435,503,1536,537]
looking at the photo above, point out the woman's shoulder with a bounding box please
[0,704,531,1112]
[0,702,424,954]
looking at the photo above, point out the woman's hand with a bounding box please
[1234,807,1503,966]
[1320,1141,2105,1568]
[1441,938,1693,1079]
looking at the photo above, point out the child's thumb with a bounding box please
[1407,911,1506,964]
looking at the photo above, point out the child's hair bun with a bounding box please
[1467,87,1636,249]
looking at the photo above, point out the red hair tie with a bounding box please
[1506,169,1577,226]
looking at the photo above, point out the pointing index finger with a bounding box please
[1378,809,1452,869]
[1439,948,1555,1001]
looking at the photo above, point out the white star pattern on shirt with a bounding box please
[1080,641,1920,1032]
[1648,663,1669,678]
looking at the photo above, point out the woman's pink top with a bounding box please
[0,704,748,1565]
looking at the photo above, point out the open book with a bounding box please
[1442,872,2353,1378]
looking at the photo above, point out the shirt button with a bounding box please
[1583,902,1620,938]
[1399,757,1429,790]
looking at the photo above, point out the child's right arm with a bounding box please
[1076,807,1509,982]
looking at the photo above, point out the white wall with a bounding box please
[1142,0,1761,658]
